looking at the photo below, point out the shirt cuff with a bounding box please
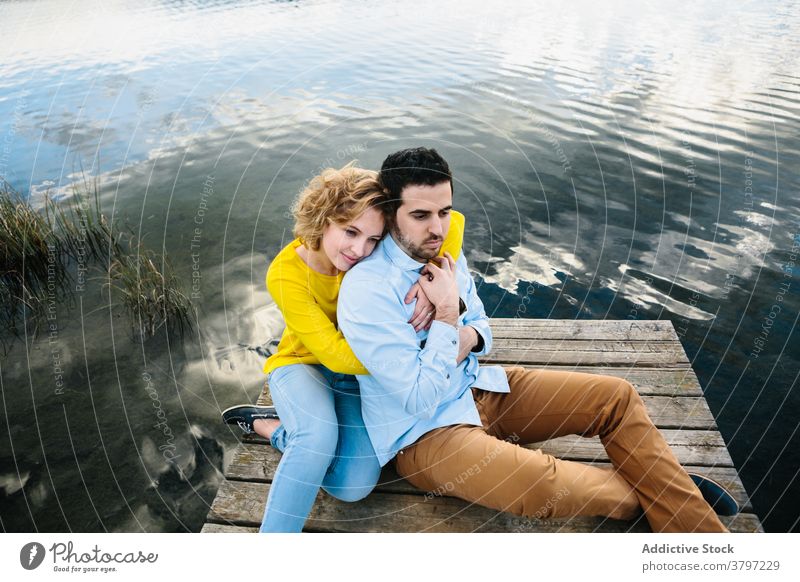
[467,320,491,356]
[470,326,485,353]
[426,320,460,357]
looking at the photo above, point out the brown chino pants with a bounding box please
[394,366,727,532]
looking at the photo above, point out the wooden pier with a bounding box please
[203,319,762,533]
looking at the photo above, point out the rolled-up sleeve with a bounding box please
[457,255,493,356]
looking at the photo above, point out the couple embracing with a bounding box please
[223,147,737,533]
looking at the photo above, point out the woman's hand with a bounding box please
[405,282,436,332]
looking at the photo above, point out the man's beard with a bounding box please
[392,226,442,262]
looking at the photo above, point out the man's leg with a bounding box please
[396,423,641,523]
[474,366,726,532]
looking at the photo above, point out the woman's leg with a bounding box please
[262,419,287,451]
[320,374,382,502]
[253,418,282,444]
[260,364,339,533]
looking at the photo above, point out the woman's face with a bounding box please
[321,206,385,272]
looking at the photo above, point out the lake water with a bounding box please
[1,0,798,532]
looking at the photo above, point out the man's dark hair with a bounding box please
[379,147,453,216]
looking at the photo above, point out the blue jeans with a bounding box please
[261,364,381,532]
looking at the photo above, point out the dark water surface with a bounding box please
[1,0,798,532]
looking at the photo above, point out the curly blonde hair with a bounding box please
[292,162,386,251]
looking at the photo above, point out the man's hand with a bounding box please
[457,326,479,364]
[418,252,459,326]
[405,282,436,332]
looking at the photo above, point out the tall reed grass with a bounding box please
[1,180,66,334]
[106,243,193,338]
[1,177,192,344]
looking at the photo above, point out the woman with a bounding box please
[222,163,464,532]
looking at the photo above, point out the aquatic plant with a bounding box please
[106,242,193,338]
[0,181,65,334]
[45,173,123,264]
[1,177,192,344]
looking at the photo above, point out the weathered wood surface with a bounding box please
[204,319,761,533]
[254,366,706,400]
[248,395,717,430]
[201,514,765,534]
[483,341,690,366]
[238,427,735,474]
[204,481,762,533]
[225,437,740,492]
[222,444,752,511]
[487,319,680,339]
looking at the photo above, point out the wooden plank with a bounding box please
[203,514,764,533]
[232,427,735,475]
[243,427,729,465]
[483,321,689,365]
[376,464,752,511]
[490,328,678,342]
[201,523,254,533]
[242,426,729,466]
[482,345,689,366]
[250,343,690,368]
[639,396,716,429]
[226,443,281,481]
[206,480,761,533]
[513,366,703,396]
[253,367,704,400]
[203,514,763,533]
[224,442,752,511]
[248,395,716,436]
[526,430,733,466]
[490,338,685,351]
[487,319,676,338]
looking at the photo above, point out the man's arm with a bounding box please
[456,253,493,356]
[456,326,478,363]
[338,272,463,420]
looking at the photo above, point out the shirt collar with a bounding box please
[382,233,427,272]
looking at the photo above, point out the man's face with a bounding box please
[391,181,453,262]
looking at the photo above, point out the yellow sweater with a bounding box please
[263,211,466,375]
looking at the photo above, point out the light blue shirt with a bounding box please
[338,234,510,466]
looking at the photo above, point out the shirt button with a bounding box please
[451,340,457,345]
[446,374,450,379]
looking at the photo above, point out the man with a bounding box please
[338,147,735,532]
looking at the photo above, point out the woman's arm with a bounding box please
[439,209,464,261]
[267,269,369,375]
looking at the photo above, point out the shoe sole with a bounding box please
[688,473,740,516]
[221,404,279,420]
[222,404,253,416]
